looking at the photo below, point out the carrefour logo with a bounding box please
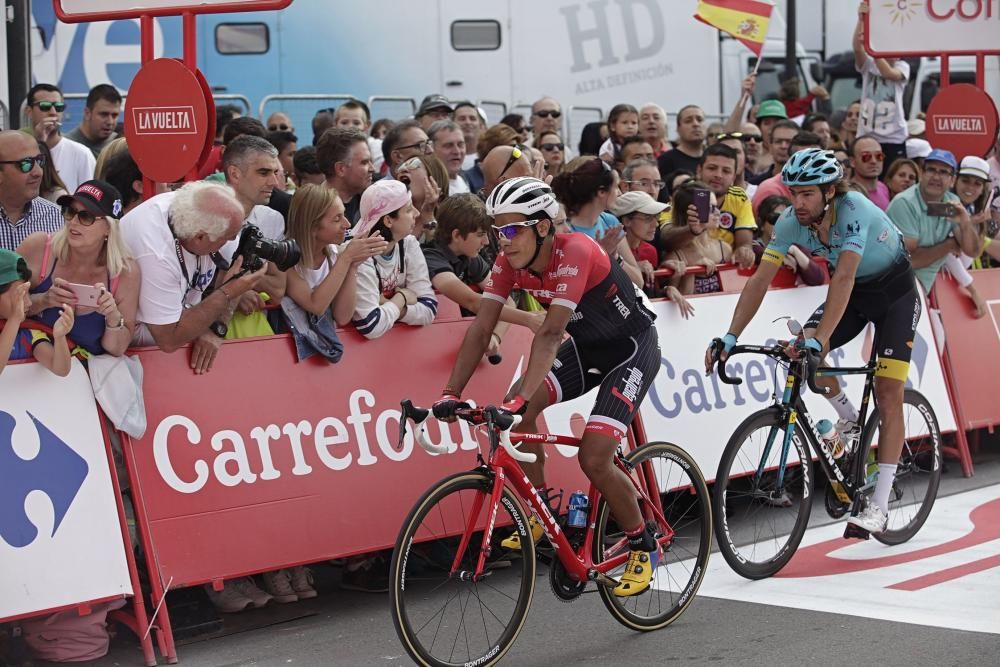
[0,411,88,548]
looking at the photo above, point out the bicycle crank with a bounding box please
[548,558,586,602]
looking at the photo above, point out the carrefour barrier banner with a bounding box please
[0,361,132,619]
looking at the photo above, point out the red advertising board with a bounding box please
[124,58,212,183]
[126,323,589,589]
[924,84,1000,159]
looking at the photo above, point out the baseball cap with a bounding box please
[354,180,412,238]
[905,138,932,159]
[756,100,788,121]
[906,118,926,137]
[417,94,454,117]
[609,191,668,217]
[0,248,29,285]
[56,179,123,219]
[959,155,991,181]
[925,148,958,172]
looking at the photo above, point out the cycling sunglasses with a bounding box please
[534,110,561,119]
[859,151,885,163]
[33,101,66,112]
[0,154,46,173]
[62,204,103,226]
[497,146,523,182]
[492,219,541,241]
[540,142,564,151]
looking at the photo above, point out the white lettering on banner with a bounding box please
[152,389,483,494]
[933,115,987,135]
[132,106,197,135]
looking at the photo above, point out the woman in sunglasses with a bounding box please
[17,179,139,359]
[536,131,566,175]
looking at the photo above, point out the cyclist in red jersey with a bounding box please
[433,177,662,596]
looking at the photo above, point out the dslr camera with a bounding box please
[232,223,301,273]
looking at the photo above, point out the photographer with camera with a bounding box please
[119,181,267,374]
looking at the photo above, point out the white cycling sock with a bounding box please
[828,390,859,423]
[872,463,897,514]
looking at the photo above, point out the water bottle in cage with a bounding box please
[566,491,589,528]
[817,419,846,460]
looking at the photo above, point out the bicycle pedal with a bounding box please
[843,522,871,540]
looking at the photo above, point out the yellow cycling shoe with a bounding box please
[613,549,659,597]
[500,516,544,551]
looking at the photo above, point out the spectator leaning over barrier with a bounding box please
[351,180,437,338]
[381,120,433,179]
[0,130,64,250]
[18,178,138,360]
[886,149,980,295]
[658,105,705,177]
[24,84,95,192]
[454,102,484,171]
[429,120,470,194]
[849,135,891,211]
[119,181,267,369]
[528,97,563,149]
[266,130,298,192]
[416,94,453,132]
[752,129,823,216]
[66,84,121,159]
[316,128,373,225]
[292,146,325,189]
[663,180,733,296]
[0,247,73,376]
[639,103,671,158]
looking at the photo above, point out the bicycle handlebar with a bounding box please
[398,400,536,463]
[715,344,829,395]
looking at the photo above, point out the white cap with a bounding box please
[959,155,991,181]
[905,138,932,159]
[907,118,926,137]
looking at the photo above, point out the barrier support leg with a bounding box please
[929,289,975,477]
[122,434,179,664]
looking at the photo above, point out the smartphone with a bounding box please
[926,201,958,218]
[65,282,102,307]
[692,188,711,224]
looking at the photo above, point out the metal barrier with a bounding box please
[478,99,508,124]
[367,95,417,121]
[257,93,356,122]
[213,93,251,116]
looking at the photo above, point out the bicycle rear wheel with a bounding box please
[594,442,711,631]
[713,407,814,579]
[390,471,536,667]
[863,389,942,545]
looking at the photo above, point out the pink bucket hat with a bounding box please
[354,180,412,238]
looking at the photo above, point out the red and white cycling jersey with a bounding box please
[483,232,655,345]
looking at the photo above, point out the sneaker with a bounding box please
[204,583,253,613]
[230,577,273,608]
[846,503,888,534]
[289,566,318,599]
[836,419,861,454]
[341,558,390,593]
[261,570,299,604]
[500,516,545,551]
[612,549,659,597]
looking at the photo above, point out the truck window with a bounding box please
[215,23,270,55]
[450,20,501,51]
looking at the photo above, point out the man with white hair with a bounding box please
[639,103,670,158]
[119,181,266,372]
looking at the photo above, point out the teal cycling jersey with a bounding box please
[762,192,907,281]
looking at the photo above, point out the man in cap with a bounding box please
[416,95,453,132]
[746,100,790,185]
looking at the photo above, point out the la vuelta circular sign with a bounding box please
[925,84,999,159]
[125,58,211,183]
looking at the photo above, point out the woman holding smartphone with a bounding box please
[664,180,732,295]
[941,157,998,316]
[18,179,139,357]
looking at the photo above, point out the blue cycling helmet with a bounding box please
[781,148,843,187]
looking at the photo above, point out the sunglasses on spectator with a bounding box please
[540,142,564,151]
[397,139,432,153]
[492,219,541,240]
[859,151,885,163]
[61,204,103,226]
[399,157,425,172]
[514,127,528,134]
[32,101,66,112]
[716,131,762,143]
[269,123,291,131]
[625,178,665,189]
[0,154,46,173]
[534,110,561,119]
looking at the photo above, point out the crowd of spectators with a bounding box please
[2,0,999,627]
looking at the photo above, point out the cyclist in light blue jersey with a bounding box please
[706,148,922,535]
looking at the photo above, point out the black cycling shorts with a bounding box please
[805,259,921,382]
[543,325,660,440]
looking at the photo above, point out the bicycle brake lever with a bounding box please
[498,418,536,463]
[804,351,829,395]
[400,400,453,455]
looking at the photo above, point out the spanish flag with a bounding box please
[694,0,774,56]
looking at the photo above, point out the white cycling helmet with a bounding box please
[485,176,560,220]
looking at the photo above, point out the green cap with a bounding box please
[0,248,28,285]
[757,99,788,120]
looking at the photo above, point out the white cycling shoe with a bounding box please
[847,503,888,534]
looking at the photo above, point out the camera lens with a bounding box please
[256,238,302,272]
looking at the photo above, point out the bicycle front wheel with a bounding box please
[863,389,942,545]
[594,442,712,631]
[713,407,814,579]
[390,471,536,667]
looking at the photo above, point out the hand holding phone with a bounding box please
[65,282,102,308]
[926,201,958,218]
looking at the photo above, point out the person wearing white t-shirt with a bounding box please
[119,182,266,370]
[24,83,95,191]
[853,1,910,173]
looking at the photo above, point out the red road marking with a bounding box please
[888,553,1000,591]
